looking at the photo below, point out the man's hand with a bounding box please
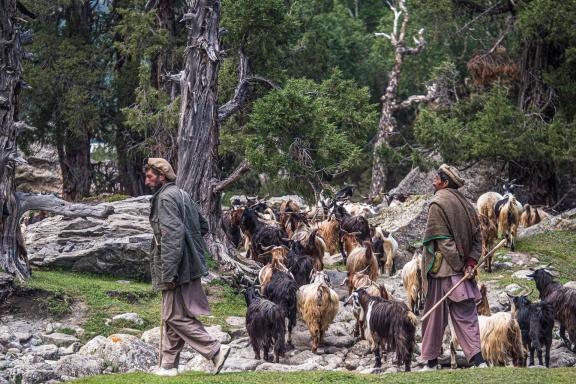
[465,258,477,280]
[159,281,177,290]
[465,265,476,280]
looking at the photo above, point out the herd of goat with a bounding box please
[221,184,574,371]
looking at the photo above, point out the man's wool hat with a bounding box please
[438,163,465,188]
[147,158,176,181]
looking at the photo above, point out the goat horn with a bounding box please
[339,277,349,286]
[520,288,533,297]
[260,245,275,251]
[343,294,354,306]
[358,265,370,275]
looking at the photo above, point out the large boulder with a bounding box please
[370,194,431,269]
[79,334,157,373]
[389,160,506,202]
[15,145,62,195]
[26,196,153,280]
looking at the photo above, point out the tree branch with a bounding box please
[398,83,438,109]
[212,160,251,193]
[16,1,36,19]
[16,193,115,220]
[218,48,280,122]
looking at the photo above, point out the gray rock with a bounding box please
[15,144,62,195]
[221,357,262,373]
[205,325,232,345]
[14,332,32,343]
[54,354,106,378]
[183,354,213,373]
[46,323,85,337]
[287,350,324,366]
[79,334,157,373]
[564,281,576,290]
[512,270,533,280]
[505,284,523,294]
[0,326,15,346]
[26,196,152,280]
[225,316,245,328]
[255,361,321,372]
[323,334,355,348]
[31,344,59,360]
[41,333,79,347]
[550,348,576,368]
[111,312,144,326]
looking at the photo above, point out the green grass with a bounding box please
[73,368,576,384]
[21,270,246,340]
[481,230,576,299]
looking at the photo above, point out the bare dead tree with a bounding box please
[177,0,277,277]
[369,0,437,198]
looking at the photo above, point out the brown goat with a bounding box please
[312,216,340,255]
[258,246,290,292]
[520,204,546,228]
[292,227,327,271]
[401,251,422,315]
[343,234,379,295]
[478,213,498,272]
[497,195,522,251]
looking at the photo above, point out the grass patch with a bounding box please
[72,368,576,384]
[481,230,576,299]
[22,270,246,340]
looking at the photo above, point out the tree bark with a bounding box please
[115,126,146,196]
[0,0,25,278]
[369,0,431,198]
[57,132,92,202]
[178,0,257,276]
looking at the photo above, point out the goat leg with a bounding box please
[537,348,543,367]
[529,347,535,366]
[559,324,571,349]
[374,346,382,368]
[450,341,458,369]
[545,342,551,368]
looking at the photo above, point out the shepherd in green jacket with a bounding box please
[145,158,230,376]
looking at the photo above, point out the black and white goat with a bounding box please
[509,292,554,367]
[528,268,576,351]
[241,207,288,263]
[346,289,416,371]
[244,287,286,363]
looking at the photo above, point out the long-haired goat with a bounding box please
[291,224,327,271]
[342,233,379,295]
[241,208,289,263]
[244,287,286,363]
[264,269,299,347]
[333,204,370,262]
[496,195,522,251]
[343,266,390,339]
[478,213,498,272]
[312,216,340,255]
[401,251,422,315]
[520,204,547,228]
[373,226,398,276]
[477,191,502,224]
[347,289,416,371]
[528,268,576,351]
[258,246,291,291]
[509,292,554,367]
[450,283,524,368]
[297,270,340,353]
[286,241,313,287]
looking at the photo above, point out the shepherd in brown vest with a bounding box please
[420,164,487,370]
[145,158,230,376]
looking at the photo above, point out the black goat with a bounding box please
[286,241,313,287]
[244,287,286,363]
[334,204,370,263]
[221,208,243,248]
[241,208,288,263]
[529,268,576,351]
[263,270,299,347]
[347,289,416,371]
[335,185,355,201]
[510,294,554,367]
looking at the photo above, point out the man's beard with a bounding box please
[149,179,163,192]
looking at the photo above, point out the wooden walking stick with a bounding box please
[419,238,507,322]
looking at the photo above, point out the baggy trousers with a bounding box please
[421,275,481,362]
[161,279,221,369]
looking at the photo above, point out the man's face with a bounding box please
[433,174,448,192]
[145,169,165,192]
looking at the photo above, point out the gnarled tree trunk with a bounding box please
[369,0,434,198]
[58,132,92,202]
[177,0,255,276]
[0,0,25,278]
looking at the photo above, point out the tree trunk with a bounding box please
[58,132,92,202]
[115,126,146,196]
[178,0,256,276]
[0,0,26,278]
[152,0,178,96]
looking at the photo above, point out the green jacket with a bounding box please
[149,182,209,289]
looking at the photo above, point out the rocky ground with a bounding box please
[2,244,576,384]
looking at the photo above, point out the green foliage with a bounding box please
[414,85,576,165]
[243,70,377,195]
